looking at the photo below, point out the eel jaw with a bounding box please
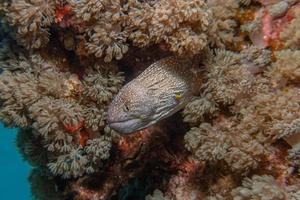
[108,115,162,134]
[109,118,147,134]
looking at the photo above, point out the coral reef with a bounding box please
[0,38,124,178]
[1,0,300,199]
[230,174,300,200]
[184,122,268,174]
[145,190,169,200]
[279,3,300,48]
[4,0,56,49]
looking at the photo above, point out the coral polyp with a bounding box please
[1,0,300,199]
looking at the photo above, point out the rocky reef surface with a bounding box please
[1,0,300,199]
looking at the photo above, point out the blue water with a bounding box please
[0,124,32,200]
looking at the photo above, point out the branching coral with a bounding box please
[239,0,300,50]
[287,185,300,200]
[1,0,239,61]
[4,0,56,49]
[183,94,219,125]
[279,4,300,48]
[144,0,210,55]
[0,47,124,178]
[69,0,211,61]
[230,174,300,200]
[68,0,109,21]
[231,175,286,200]
[145,189,170,200]
[231,87,300,144]
[181,32,300,198]
[0,70,39,127]
[183,46,300,179]
[207,0,241,48]
[29,98,84,154]
[267,49,300,85]
[48,136,111,178]
[203,50,252,104]
[197,48,268,105]
[68,0,129,61]
[85,23,129,62]
[227,49,300,144]
[184,122,268,174]
[240,46,272,70]
[82,63,124,104]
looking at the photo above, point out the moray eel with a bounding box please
[107,56,202,134]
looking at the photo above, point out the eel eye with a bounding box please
[175,92,182,101]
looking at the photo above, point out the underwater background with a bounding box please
[1,0,300,199]
[0,124,31,200]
